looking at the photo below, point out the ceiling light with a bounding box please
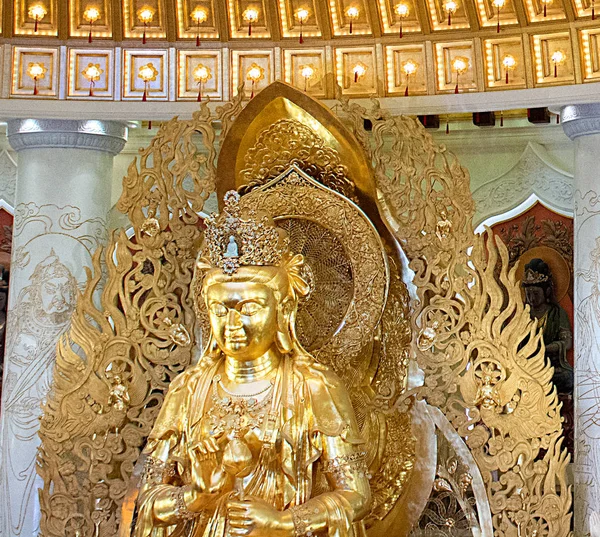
[243,7,259,36]
[82,63,102,96]
[346,6,359,33]
[444,0,457,24]
[83,6,101,42]
[295,8,310,43]
[551,50,566,77]
[137,7,155,44]
[352,62,367,83]
[191,7,208,46]
[193,64,212,102]
[28,4,47,33]
[138,63,159,101]
[502,54,516,83]
[395,3,409,37]
[402,59,418,96]
[27,62,46,94]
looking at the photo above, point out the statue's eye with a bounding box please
[210,303,228,317]
[240,302,261,316]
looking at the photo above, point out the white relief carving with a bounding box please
[0,203,106,537]
[573,187,600,535]
[0,150,17,208]
[472,142,573,227]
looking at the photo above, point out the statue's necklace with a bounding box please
[207,374,275,480]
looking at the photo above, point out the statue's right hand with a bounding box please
[189,438,220,492]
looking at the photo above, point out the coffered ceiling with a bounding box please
[0,0,599,103]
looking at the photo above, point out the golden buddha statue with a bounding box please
[133,190,371,537]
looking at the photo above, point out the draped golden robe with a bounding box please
[133,353,371,537]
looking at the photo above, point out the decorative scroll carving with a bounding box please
[337,96,572,537]
[473,143,573,228]
[239,118,358,202]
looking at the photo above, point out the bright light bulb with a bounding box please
[247,65,263,81]
[193,64,211,82]
[352,63,367,78]
[243,7,259,22]
[137,7,154,23]
[191,6,208,23]
[27,63,45,78]
[452,56,468,73]
[28,4,47,20]
[444,0,458,12]
[83,6,100,22]
[346,6,360,18]
[395,3,410,17]
[300,65,315,79]
[492,0,505,8]
[402,60,418,76]
[502,54,516,70]
[82,63,102,81]
[296,8,310,22]
[551,50,566,64]
[138,63,158,82]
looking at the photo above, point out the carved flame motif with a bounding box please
[337,95,571,537]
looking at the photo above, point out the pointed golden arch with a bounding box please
[216,81,383,230]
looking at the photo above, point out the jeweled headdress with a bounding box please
[203,190,290,274]
[522,268,550,286]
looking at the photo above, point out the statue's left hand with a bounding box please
[227,497,294,537]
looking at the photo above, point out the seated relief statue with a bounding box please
[134,191,371,537]
[522,258,573,394]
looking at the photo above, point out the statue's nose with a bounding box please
[226,308,243,330]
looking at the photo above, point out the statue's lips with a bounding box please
[225,335,247,345]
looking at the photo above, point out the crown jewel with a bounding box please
[204,191,289,274]
[522,267,550,286]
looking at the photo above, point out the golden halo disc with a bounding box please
[515,245,570,302]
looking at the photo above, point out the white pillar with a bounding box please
[0,119,127,537]
[562,104,600,535]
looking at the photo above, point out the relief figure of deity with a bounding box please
[0,251,77,535]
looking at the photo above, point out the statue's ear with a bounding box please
[276,297,294,353]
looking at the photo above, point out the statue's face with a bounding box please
[205,281,279,360]
[524,286,545,309]
[40,275,74,314]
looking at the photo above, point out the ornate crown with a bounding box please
[522,267,550,286]
[203,190,289,274]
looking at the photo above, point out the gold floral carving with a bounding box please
[238,119,358,202]
[337,96,571,537]
[36,98,243,537]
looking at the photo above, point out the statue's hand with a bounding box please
[227,497,294,537]
[188,438,220,496]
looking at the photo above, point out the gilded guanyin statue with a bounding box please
[134,190,371,537]
[36,83,572,537]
